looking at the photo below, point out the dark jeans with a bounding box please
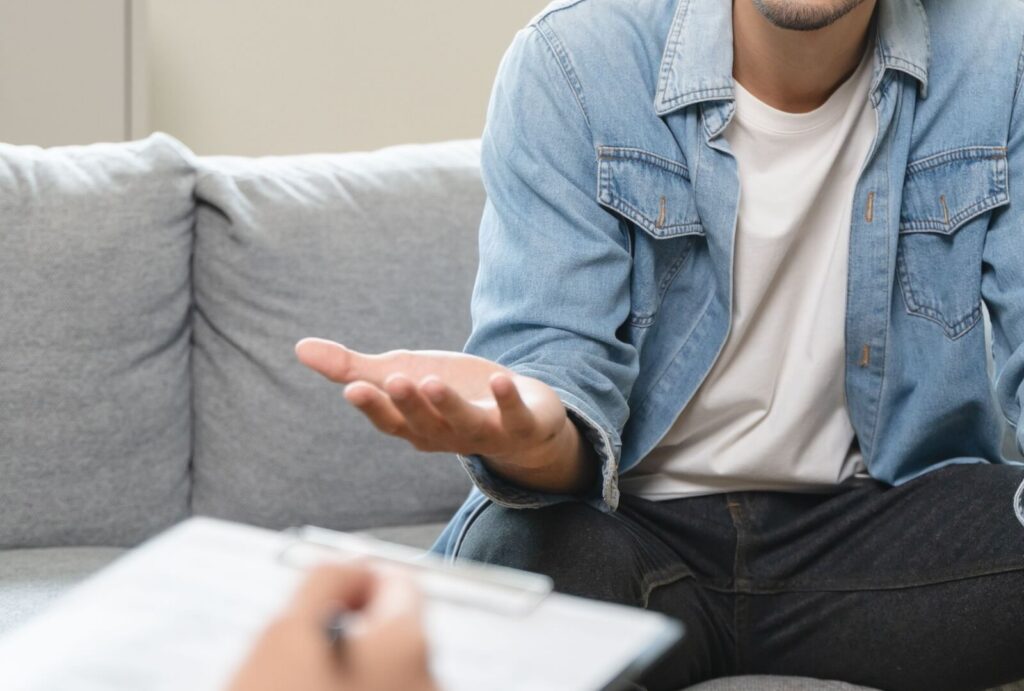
[455,464,1024,691]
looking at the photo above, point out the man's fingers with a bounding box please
[345,381,413,437]
[295,338,357,383]
[419,377,494,449]
[491,374,537,439]
[345,381,437,451]
[384,375,449,441]
[296,338,395,386]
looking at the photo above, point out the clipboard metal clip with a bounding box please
[277,525,553,617]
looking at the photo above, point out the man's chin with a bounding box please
[749,0,869,31]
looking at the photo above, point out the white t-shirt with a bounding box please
[620,47,876,499]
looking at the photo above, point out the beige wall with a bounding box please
[0,0,133,146]
[147,0,546,156]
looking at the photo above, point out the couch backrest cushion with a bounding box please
[0,134,195,548]
[192,141,479,531]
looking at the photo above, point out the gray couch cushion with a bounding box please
[0,134,194,548]
[0,547,125,635]
[359,522,446,551]
[191,141,480,532]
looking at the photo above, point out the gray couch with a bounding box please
[0,134,1017,691]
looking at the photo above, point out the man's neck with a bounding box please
[732,0,878,113]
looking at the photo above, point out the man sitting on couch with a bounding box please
[298,0,1024,688]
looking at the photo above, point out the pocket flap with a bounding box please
[900,146,1009,235]
[597,147,704,238]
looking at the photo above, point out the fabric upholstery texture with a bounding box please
[191,142,479,531]
[0,134,194,548]
[0,547,125,636]
[359,522,446,551]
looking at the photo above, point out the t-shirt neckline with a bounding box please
[732,42,875,136]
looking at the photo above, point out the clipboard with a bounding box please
[278,525,554,616]
[0,518,684,691]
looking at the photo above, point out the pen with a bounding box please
[325,611,359,653]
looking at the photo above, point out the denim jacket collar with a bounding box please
[653,0,931,116]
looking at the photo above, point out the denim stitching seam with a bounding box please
[657,244,695,296]
[905,145,1008,174]
[628,235,693,330]
[604,194,704,236]
[639,569,694,609]
[880,54,927,85]
[448,497,493,564]
[726,497,750,672]
[724,562,1024,594]
[865,110,895,454]
[899,193,1010,233]
[534,20,592,132]
[597,146,691,178]
[664,86,735,111]
[654,0,689,107]
[1015,20,1024,103]
[1015,477,1024,529]
[896,259,982,340]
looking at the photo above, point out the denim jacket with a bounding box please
[434,0,1024,556]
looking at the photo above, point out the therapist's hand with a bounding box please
[294,338,592,494]
[227,564,438,691]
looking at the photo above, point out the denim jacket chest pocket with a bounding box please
[896,146,1009,339]
[597,147,705,328]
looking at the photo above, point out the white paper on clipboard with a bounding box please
[0,517,683,691]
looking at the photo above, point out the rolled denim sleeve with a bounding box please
[983,51,1024,460]
[456,22,638,513]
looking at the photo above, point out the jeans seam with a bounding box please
[607,509,697,598]
[710,562,1024,595]
[725,496,751,586]
[449,497,493,563]
[639,568,694,609]
[726,495,749,671]
[1015,476,1024,528]
[734,591,749,674]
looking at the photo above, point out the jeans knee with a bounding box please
[456,502,571,571]
[455,500,640,603]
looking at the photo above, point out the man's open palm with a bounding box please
[295,338,569,466]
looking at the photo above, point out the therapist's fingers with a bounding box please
[287,564,377,623]
[360,568,423,623]
[343,569,435,690]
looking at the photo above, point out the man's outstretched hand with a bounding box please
[295,338,595,494]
